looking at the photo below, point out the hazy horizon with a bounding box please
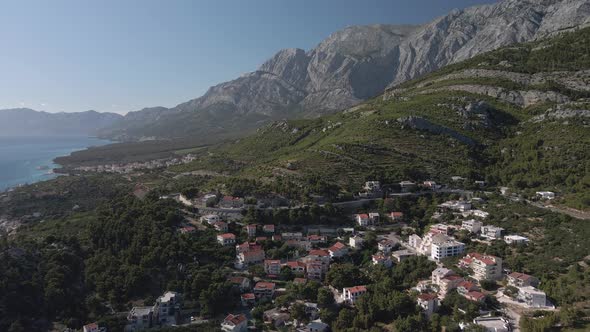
[1,0,496,115]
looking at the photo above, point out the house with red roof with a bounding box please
[236,242,261,253]
[228,276,251,291]
[342,285,368,304]
[179,226,196,234]
[390,211,404,221]
[254,282,276,298]
[245,224,257,237]
[264,259,281,276]
[221,313,247,332]
[217,233,236,246]
[507,272,540,288]
[220,196,244,209]
[284,261,306,274]
[262,224,275,234]
[355,213,371,226]
[307,234,327,244]
[238,249,265,266]
[457,281,479,295]
[240,293,256,307]
[82,322,100,332]
[293,277,307,285]
[417,293,439,317]
[328,242,348,258]
[464,291,486,302]
[459,253,503,281]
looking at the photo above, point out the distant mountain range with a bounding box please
[0,108,122,137]
[4,0,589,142]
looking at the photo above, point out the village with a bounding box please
[75,179,562,332]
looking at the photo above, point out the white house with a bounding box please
[217,233,236,246]
[504,235,529,245]
[430,236,465,261]
[126,306,155,331]
[155,291,180,326]
[392,249,416,262]
[349,235,364,249]
[536,191,555,200]
[201,214,220,224]
[507,272,540,288]
[481,225,504,240]
[342,285,367,304]
[517,286,547,307]
[459,253,503,281]
[378,239,395,253]
[372,254,392,268]
[355,214,371,226]
[82,323,100,332]
[417,293,439,317]
[461,219,483,233]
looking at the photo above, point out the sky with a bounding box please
[0,0,497,114]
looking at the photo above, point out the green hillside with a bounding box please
[174,27,590,210]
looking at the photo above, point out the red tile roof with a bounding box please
[345,285,367,293]
[329,242,346,252]
[241,293,255,300]
[218,233,235,239]
[308,249,329,257]
[254,282,276,290]
[229,276,246,284]
[285,261,305,268]
[357,213,369,219]
[293,277,307,284]
[224,313,247,325]
[465,291,486,301]
[390,212,404,217]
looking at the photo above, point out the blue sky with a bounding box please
[0,0,496,114]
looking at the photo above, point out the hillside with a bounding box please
[172,27,590,210]
[99,0,590,142]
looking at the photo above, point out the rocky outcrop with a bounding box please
[530,107,590,122]
[419,84,571,107]
[397,116,476,146]
[415,69,590,92]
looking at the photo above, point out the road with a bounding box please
[525,200,590,220]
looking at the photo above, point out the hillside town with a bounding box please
[75,180,562,332]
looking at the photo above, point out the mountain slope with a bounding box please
[102,0,590,142]
[172,27,590,210]
[0,108,122,137]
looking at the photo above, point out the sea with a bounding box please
[0,136,111,191]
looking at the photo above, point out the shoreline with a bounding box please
[0,136,112,192]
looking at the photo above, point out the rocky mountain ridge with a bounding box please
[98,0,590,141]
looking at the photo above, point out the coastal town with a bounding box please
[73,179,563,332]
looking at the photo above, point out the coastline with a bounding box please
[0,136,112,192]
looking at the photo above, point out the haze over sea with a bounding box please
[0,136,110,191]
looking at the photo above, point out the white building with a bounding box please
[536,191,555,200]
[504,235,529,245]
[328,242,348,258]
[517,286,547,307]
[201,214,221,224]
[355,214,371,226]
[364,181,381,191]
[126,306,154,331]
[392,249,416,262]
[430,236,465,261]
[349,235,364,249]
[342,286,367,305]
[459,253,503,281]
[417,293,439,317]
[372,254,392,268]
[461,219,483,233]
[481,225,504,240]
[217,233,236,246]
[378,239,395,253]
[155,291,180,326]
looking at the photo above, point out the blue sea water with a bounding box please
[0,136,111,191]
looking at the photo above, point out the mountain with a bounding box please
[0,109,123,137]
[100,0,590,142]
[169,26,590,210]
